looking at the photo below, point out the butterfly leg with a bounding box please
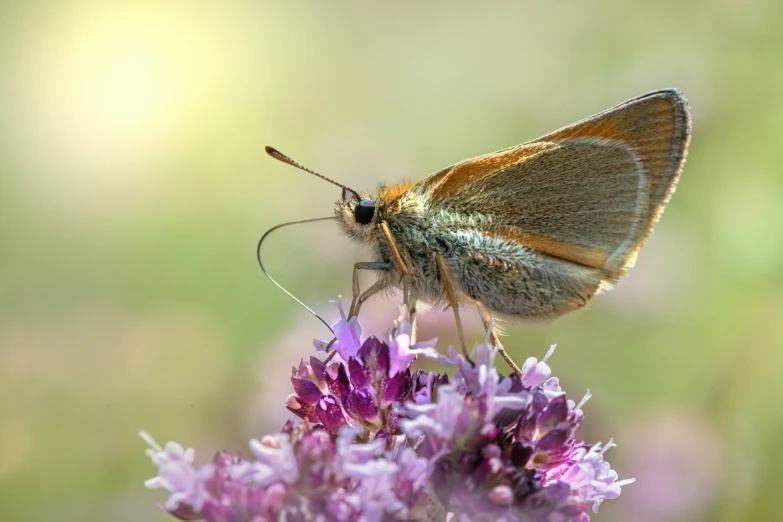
[476,302,522,375]
[349,262,392,318]
[433,251,472,362]
[378,221,411,276]
[402,277,420,344]
[378,221,421,343]
[322,262,391,364]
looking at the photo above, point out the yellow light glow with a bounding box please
[76,16,182,154]
[2,4,238,202]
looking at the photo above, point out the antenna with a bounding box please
[265,146,359,199]
[257,216,336,335]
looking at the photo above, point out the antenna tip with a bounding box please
[265,145,279,156]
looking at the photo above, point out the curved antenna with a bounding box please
[265,146,360,199]
[257,216,336,335]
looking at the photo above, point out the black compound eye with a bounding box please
[354,199,376,225]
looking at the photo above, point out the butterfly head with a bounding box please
[334,191,379,243]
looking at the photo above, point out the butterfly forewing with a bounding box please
[417,89,691,280]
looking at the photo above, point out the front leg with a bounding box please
[349,261,392,318]
[323,262,391,363]
[379,220,420,341]
[378,222,411,278]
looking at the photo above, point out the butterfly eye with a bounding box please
[354,199,376,225]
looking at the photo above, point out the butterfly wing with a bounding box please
[416,89,691,281]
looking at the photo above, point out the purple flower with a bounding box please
[387,307,439,377]
[143,298,633,521]
[314,298,362,359]
[519,344,556,388]
[142,422,432,521]
[558,439,635,513]
[289,309,436,433]
[140,431,211,517]
[232,435,299,486]
[397,342,632,520]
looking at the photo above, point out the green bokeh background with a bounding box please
[1,1,781,521]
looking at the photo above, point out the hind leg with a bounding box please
[476,302,522,375]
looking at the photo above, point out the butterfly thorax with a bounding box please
[335,182,441,298]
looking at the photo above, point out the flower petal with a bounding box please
[310,356,327,383]
[317,395,348,433]
[325,362,351,399]
[345,388,380,422]
[333,316,362,359]
[382,369,413,407]
[348,357,371,389]
[291,377,323,406]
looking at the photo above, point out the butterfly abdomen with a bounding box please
[431,227,604,319]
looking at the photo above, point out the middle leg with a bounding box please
[402,274,419,344]
[433,251,472,361]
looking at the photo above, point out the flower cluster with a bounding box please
[289,303,443,437]
[141,421,432,521]
[142,302,632,521]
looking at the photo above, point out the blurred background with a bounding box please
[0,1,781,521]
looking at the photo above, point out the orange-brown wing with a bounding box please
[414,89,691,279]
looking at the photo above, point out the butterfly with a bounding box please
[265,89,691,371]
